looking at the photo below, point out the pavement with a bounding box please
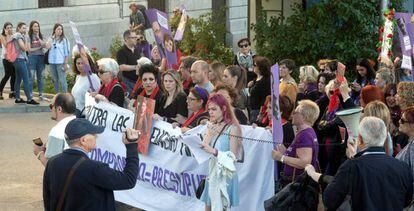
[0,112,54,210]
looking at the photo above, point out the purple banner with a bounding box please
[271,64,282,179]
[145,9,178,69]
[395,13,414,81]
[271,64,282,144]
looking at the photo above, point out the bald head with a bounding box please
[190,60,210,85]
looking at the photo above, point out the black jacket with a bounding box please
[43,144,139,211]
[323,147,413,211]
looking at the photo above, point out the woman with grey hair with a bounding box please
[95,58,126,107]
[375,67,394,90]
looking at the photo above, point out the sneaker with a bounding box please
[9,92,15,99]
[15,99,26,104]
[27,99,40,105]
[39,95,46,101]
[0,94,3,100]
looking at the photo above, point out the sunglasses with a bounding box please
[53,43,57,49]
[400,118,411,124]
[239,44,249,48]
[98,70,110,75]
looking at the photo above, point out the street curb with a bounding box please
[1,89,54,113]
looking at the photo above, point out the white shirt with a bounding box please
[45,115,76,158]
[71,74,101,111]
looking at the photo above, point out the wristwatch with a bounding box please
[280,155,285,163]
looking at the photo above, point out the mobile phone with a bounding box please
[33,137,43,146]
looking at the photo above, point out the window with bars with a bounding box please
[38,0,64,8]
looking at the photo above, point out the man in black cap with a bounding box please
[43,118,140,211]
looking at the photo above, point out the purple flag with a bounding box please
[69,20,96,91]
[145,9,178,69]
[395,13,414,81]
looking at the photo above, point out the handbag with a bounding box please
[195,124,229,199]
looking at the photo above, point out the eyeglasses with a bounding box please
[49,103,54,110]
[128,36,138,39]
[137,36,144,41]
[187,97,199,101]
[98,70,110,75]
[239,44,249,48]
[53,43,57,49]
[400,118,411,124]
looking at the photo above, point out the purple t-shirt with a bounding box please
[283,128,319,177]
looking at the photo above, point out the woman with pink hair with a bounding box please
[199,94,243,210]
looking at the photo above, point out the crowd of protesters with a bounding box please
[3,4,412,211]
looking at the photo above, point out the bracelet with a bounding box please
[37,151,44,160]
[280,155,285,163]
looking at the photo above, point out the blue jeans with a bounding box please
[50,64,67,93]
[13,58,32,100]
[28,55,45,95]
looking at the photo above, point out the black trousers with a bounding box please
[0,59,15,93]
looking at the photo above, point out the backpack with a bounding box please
[5,40,19,62]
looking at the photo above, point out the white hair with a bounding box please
[359,116,387,147]
[137,57,152,66]
[97,58,119,77]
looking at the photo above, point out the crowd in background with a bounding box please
[5,4,414,211]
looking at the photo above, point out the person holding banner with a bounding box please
[199,94,242,210]
[131,64,164,112]
[272,100,320,187]
[71,54,101,116]
[154,70,187,123]
[95,58,126,108]
[173,87,209,133]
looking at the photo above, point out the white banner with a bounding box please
[85,99,274,211]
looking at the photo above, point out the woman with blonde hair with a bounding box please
[153,70,188,123]
[297,65,320,102]
[272,100,320,186]
[364,101,393,156]
[209,61,224,86]
[396,82,414,111]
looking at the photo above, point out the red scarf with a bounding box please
[327,89,341,113]
[182,108,206,128]
[98,78,125,99]
[133,86,160,107]
[139,86,160,98]
[130,78,142,99]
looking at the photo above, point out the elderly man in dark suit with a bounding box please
[306,116,413,211]
[43,118,140,211]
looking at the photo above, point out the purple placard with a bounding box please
[395,13,414,81]
[271,64,282,180]
[173,5,187,41]
[145,9,178,69]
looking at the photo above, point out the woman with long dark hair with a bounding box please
[13,22,38,104]
[350,58,376,106]
[28,20,47,100]
[46,23,70,93]
[0,22,15,99]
